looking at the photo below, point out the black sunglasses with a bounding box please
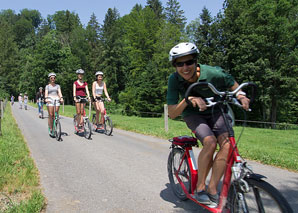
[175,59,196,67]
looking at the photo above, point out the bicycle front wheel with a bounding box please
[84,119,92,139]
[228,178,293,213]
[167,147,191,201]
[55,120,62,141]
[104,116,113,136]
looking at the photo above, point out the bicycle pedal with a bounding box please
[206,201,218,208]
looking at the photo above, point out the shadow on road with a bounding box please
[160,183,208,213]
[278,178,298,211]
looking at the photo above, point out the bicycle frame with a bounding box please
[172,119,242,212]
[73,96,92,139]
[49,99,60,134]
[175,146,198,194]
[74,108,87,131]
[94,98,108,118]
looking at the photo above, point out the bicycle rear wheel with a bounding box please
[104,116,113,136]
[228,178,293,213]
[55,120,61,141]
[84,119,92,139]
[167,147,191,201]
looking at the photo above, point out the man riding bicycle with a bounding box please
[166,42,250,207]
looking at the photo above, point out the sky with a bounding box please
[1,0,225,26]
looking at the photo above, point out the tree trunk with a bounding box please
[270,96,277,129]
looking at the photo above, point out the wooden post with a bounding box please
[0,100,3,118]
[0,100,2,136]
[164,104,168,132]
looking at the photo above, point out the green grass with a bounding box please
[236,127,298,171]
[29,102,298,171]
[111,114,298,171]
[0,104,45,212]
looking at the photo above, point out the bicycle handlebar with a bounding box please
[185,82,257,108]
[75,96,90,102]
[46,96,62,103]
[94,97,111,103]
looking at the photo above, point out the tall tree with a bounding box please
[119,5,162,114]
[49,10,81,33]
[20,9,42,29]
[37,19,51,39]
[222,0,298,124]
[165,0,187,32]
[194,7,213,64]
[0,19,19,97]
[100,8,125,102]
[48,10,82,46]
[86,13,100,49]
[86,13,102,81]
[146,0,164,20]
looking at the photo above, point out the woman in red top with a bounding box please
[73,69,90,130]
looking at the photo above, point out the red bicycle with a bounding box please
[167,82,293,213]
[92,98,113,136]
[73,96,92,139]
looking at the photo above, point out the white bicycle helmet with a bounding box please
[95,71,103,76]
[76,69,85,74]
[169,42,199,64]
[48,72,56,78]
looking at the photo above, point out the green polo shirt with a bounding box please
[166,64,235,117]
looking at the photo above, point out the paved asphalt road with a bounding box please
[11,104,298,213]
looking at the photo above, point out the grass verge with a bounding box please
[0,104,45,212]
[29,102,298,171]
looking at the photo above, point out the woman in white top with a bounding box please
[45,73,63,135]
[92,71,111,129]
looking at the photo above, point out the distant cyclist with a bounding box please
[18,93,23,109]
[73,69,90,132]
[92,71,111,129]
[10,95,15,106]
[45,73,63,135]
[23,92,28,110]
[36,87,45,118]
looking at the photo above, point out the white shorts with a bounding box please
[46,97,60,107]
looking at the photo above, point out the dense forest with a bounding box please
[0,0,297,124]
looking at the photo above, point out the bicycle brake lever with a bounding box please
[232,98,252,112]
[205,97,216,107]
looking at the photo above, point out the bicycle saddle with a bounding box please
[170,136,198,146]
